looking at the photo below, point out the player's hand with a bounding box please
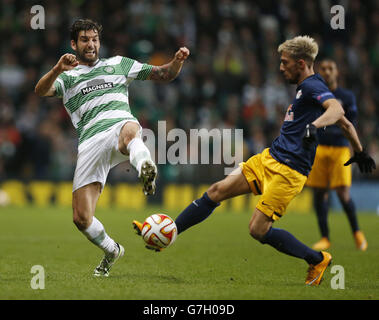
[344,149,376,173]
[174,47,190,62]
[302,123,318,149]
[55,54,79,73]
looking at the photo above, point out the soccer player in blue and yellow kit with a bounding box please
[133,36,376,286]
[307,59,368,251]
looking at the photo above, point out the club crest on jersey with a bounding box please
[103,66,115,74]
[296,90,302,99]
[81,79,114,95]
[284,104,294,121]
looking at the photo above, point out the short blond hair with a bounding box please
[278,35,319,65]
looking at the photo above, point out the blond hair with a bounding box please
[278,35,319,65]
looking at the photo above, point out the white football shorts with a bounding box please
[72,118,141,192]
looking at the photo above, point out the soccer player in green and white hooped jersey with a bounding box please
[35,19,190,277]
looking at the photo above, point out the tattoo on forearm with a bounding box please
[149,64,177,81]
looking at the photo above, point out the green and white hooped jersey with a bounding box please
[54,56,152,146]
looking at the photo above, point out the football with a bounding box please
[141,214,178,249]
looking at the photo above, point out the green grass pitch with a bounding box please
[0,205,378,300]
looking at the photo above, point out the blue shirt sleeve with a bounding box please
[302,80,335,105]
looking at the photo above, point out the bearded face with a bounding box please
[71,29,100,65]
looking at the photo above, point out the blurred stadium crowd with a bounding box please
[0,0,378,185]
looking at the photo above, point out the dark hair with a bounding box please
[320,57,337,65]
[70,19,103,42]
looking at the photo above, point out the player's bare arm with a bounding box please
[312,98,345,128]
[35,53,79,97]
[336,116,363,153]
[337,115,375,173]
[147,47,189,82]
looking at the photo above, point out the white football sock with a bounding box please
[127,137,153,175]
[82,217,117,255]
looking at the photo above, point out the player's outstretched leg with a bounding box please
[132,191,219,251]
[336,186,367,251]
[175,168,251,234]
[250,208,332,286]
[73,183,125,277]
[132,167,251,249]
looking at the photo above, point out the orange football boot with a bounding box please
[132,220,143,235]
[354,230,368,251]
[132,220,162,252]
[305,251,332,286]
[312,237,331,251]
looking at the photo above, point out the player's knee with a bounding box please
[336,188,350,204]
[313,188,328,202]
[122,123,140,147]
[73,216,90,230]
[248,223,266,241]
[73,209,92,230]
[207,182,226,203]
